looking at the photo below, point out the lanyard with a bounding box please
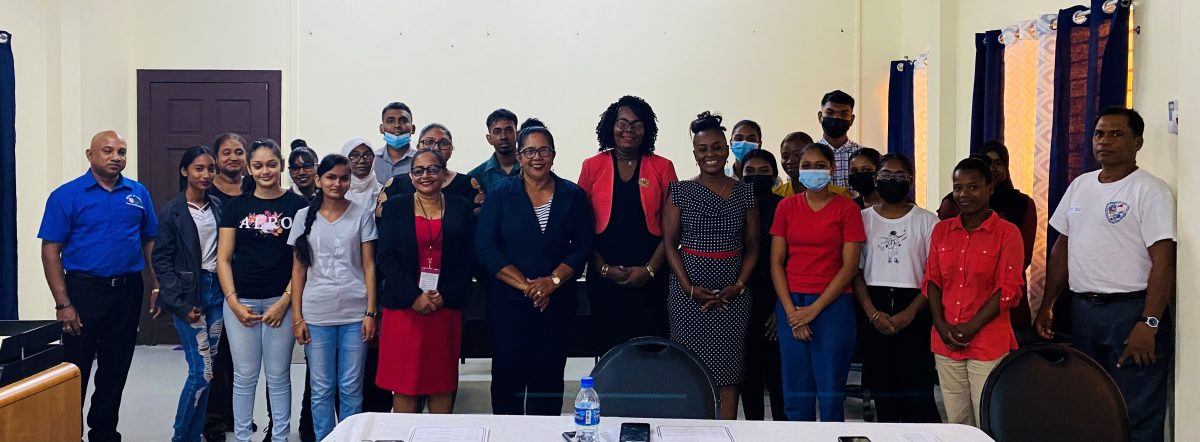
[416,194,445,269]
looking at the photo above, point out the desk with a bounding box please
[0,363,82,442]
[326,412,994,442]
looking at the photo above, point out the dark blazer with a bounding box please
[377,193,476,310]
[475,174,594,299]
[152,193,223,319]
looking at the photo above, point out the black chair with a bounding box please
[981,343,1129,442]
[588,337,719,419]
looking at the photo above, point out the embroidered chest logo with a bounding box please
[1105,201,1130,224]
[875,230,909,263]
[125,194,144,209]
[238,210,292,237]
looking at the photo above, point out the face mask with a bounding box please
[797,169,831,191]
[744,175,775,198]
[383,132,411,148]
[821,116,852,139]
[848,171,877,196]
[730,141,758,162]
[876,179,910,203]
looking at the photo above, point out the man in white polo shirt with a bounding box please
[1036,107,1175,442]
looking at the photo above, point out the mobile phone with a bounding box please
[838,437,872,442]
[619,422,651,442]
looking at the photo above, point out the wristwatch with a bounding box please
[550,275,562,286]
[55,303,72,310]
[364,311,380,319]
[1142,316,1161,328]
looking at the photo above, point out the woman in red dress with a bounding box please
[375,149,476,413]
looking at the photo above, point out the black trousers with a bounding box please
[204,331,235,435]
[1070,294,1172,442]
[740,276,786,420]
[857,286,941,423]
[488,289,574,416]
[585,271,669,357]
[63,273,143,442]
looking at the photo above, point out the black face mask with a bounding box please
[744,175,776,198]
[821,116,852,139]
[848,171,876,196]
[876,179,910,203]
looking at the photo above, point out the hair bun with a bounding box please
[689,111,726,135]
[520,118,546,130]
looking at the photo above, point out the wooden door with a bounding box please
[135,70,282,345]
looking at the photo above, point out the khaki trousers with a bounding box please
[933,353,1006,426]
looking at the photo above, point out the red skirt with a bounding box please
[376,307,463,396]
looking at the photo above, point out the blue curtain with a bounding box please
[0,30,15,319]
[1047,2,1130,258]
[969,29,1005,152]
[887,60,915,162]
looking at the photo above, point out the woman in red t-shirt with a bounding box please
[768,143,866,422]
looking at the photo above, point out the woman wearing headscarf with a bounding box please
[341,138,385,211]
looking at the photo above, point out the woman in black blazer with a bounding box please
[375,150,475,414]
[475,118,594,416]
[150,146,226,442]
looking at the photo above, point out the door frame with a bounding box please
[134,69,282,344]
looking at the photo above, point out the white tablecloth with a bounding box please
[325,412,994,442]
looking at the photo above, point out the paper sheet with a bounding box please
[656,426,734,442]
[900,433,943,442]
[407,425,488,442]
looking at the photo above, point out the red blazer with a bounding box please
[577,151,678,236]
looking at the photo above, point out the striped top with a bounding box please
[534,199,553,233]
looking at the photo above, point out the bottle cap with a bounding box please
[581,376,594,388]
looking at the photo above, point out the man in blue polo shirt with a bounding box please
[39,130,157,442]
[468,108,522,192]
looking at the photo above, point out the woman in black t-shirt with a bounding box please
[217,139,308,442]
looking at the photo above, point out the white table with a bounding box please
[325,412,994,442]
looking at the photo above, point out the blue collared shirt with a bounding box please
[373,145,416,185]
[38,171,158,276]
[468,154,521,193]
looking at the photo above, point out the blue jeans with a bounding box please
[223,296,294,442]
[171,272,225,442]
[776,293,856,421]
[305,322,367,440]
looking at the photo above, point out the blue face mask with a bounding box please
[797,169,832,191]
[730,140,758,162]
[383,132,411,148]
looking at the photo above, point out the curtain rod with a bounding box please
[994,0,1133,45]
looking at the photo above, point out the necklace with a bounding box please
[614,150,637,167]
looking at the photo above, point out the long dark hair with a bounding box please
[244,138,282,193]
[295,154,351,268]
[178,145,214,191]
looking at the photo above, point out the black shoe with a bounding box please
[261,424,272,442]
[203,432,227,442]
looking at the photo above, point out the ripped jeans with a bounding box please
[171,271,225,442]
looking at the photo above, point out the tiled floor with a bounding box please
[85,345,912,441]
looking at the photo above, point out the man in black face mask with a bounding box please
[816,90,869,194]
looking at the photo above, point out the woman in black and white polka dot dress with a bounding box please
[662,111,761,420]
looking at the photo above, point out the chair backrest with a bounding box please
[588,337,719,419]
[981,343,1129,442]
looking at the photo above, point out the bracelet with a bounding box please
[292,319,305,326]
[689,285,696,299]
[601,264,610,278]
[224,293,238,300]
[645,265,656,278]
[151,288,160,295]
[54,303,72,311]
[869,312,881,323]
[733,280,745,288]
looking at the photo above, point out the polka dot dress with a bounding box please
[667,180,755,386]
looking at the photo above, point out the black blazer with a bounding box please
[152,193,223,319]
[475,174,594,299]
[377,193,476,310]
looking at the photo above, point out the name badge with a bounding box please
[419,268,440,291]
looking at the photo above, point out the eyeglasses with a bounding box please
[615,119,645,133]
[347,152,373,162]
[411,165,445,176]
[519,147,554,159]
[419,139,453,150]
[289,162,315,171]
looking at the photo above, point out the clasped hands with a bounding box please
[687,283,742,312]
[523,277,558,312]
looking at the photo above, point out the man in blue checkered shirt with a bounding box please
[815,90,865,194]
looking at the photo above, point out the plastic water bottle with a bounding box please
[574,376,600,442]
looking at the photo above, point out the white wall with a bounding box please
[2,0,868,319]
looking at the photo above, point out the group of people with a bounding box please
[39,89,1174,442]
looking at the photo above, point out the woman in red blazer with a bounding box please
[578,96,679,355]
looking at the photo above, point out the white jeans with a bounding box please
[223,296,294,442]
[933,353,1006,426]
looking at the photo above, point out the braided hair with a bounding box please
[295,154,351,268]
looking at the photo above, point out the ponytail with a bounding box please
[295,189,323,268]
